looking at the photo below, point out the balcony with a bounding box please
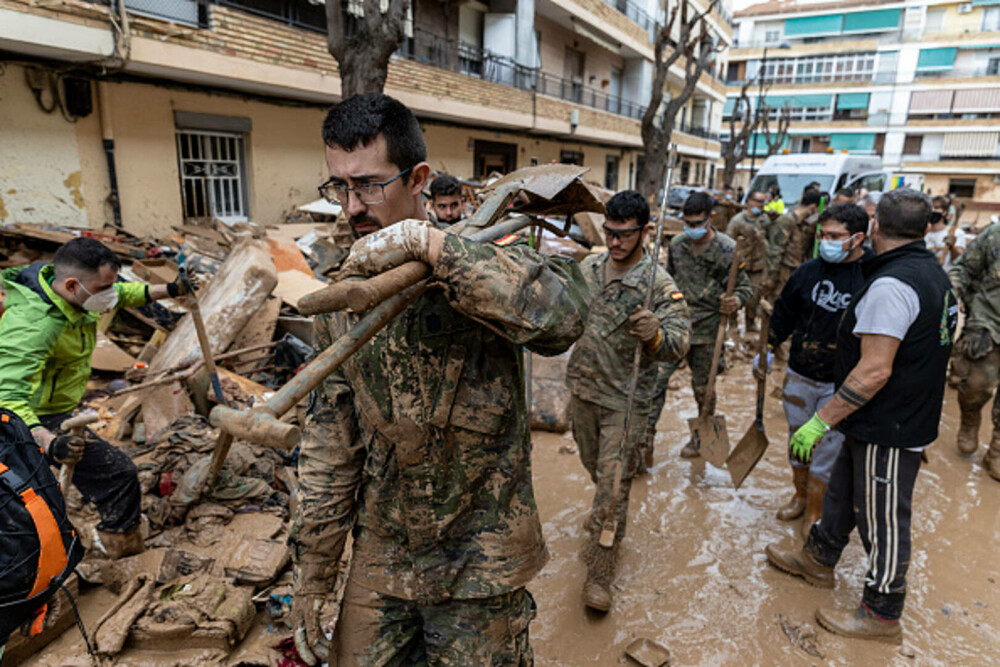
[398,27,648,120]
[600,0,655,33]
[677,122,721,142]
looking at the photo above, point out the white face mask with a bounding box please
[77,283,119,313]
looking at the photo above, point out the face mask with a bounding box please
[78,283,119,313]
[930,211,944,224]
[819,239,850,263]
[685,224,708,240]
[725,194,733,201]
[750,207,762,216]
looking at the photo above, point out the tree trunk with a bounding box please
[637,129,669,200]
[326,0,407,98]
[339,48,392,98]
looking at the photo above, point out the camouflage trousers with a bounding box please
[334,578,536,666]
[570,395,648,542]
[953,344,1000,427]
[644,343,726,448]
[762,265,795,304]
[744,269,768,328]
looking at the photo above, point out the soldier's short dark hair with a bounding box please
[430,174,461,199]
[683,191,715,216]
[932,195,949,210]
[606,190,649,227]
[819,204,869,236]
[747,190,766,201]
[801,189,822,207]
[321,93,427,182]
[835,188,855,201]
[876,189,931,240]
[53,238,120,278]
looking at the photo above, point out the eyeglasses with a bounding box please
[602,224,645,241]
[318,166,414,206]
[683,216,710,226]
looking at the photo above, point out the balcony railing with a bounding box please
[677,122,721,142]
[398,28,648,121]
[601,0,655,34]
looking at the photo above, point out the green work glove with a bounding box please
[790,413,831,464]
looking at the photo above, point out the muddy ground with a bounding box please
[24,354,1000,666]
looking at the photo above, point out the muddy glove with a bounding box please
[752,348,774,382]
[49,434,86,465]
[291,558,334,666]
[338,219,435,278]
[719,295,739,315]
[166,271,200,298]
[790,413,830,464]
[627,306,661,348]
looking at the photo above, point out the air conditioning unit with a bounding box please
[958,3,973,14]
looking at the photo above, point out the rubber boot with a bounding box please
[984,431,1000,481]
[94,525,145,560]
[800,475,827,541]
[582,542,617,612]
[777,466,808,521]
[765,541,835,589]
[956,408,982,456]
[816,604,902,645]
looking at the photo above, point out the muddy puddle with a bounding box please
[22,355,1000,666]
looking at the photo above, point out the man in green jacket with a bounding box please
[0,237,189,558]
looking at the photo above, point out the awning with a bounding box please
[749,134,790,156]
[836,93,870,110]
[941,132,1000,158]
[953,88,1000,113]
[916,47,957,72]
[843,9,901,33]
[972,0,1000,6]
[829,133,876,153]
[792,93,833,108]
[784,14,843,37]
[723,98,736,115]
[909,89,954,113]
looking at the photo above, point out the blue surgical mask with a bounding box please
[725,194,733,201]
[819,239,849,263]
[750,207,762,216]
[685,224,708,240]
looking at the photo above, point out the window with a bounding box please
[605,155,620,190]
[989,57,1000,76]
[983,7,1000,32]
[903,135,924,155]
[924,7,946,34]
[757,53,876,85]
[176,131,249,222]
[948,178,976,199]
[765,29,781,43]
[125,0,202,26]
[560,150,584,166]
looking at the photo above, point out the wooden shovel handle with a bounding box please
[699,239,743,415]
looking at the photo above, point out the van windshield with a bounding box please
[747,174,835,207]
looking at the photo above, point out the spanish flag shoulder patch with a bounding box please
[494,234,519,247]
[670,291,684,301]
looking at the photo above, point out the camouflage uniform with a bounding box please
[288,233,588,664]
[763,209,805,302]
[566,251,690,535]
[712,200,743,233]
[800,211,820,263]
[726,209,769,329]
[645,232,753,443]
[948,223,1000,478]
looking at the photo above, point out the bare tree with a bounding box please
[760,103,792,159]
[721,79,758,188]
[638,0,724,198]
[325,0,411,97]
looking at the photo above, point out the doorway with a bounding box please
[473,140,518,178]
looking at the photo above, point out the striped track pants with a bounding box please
[806,436,922,620]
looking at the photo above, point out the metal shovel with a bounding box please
[687,243,743,468]
[727,310,770,488]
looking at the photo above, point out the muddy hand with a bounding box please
[790,413,830,464]
[719,294,739,315]
[339,219,444,277]
[627,306,660,345]
[49,433,85,465]
[292,593,330,666]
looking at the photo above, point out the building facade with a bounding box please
[724,0,1000,223]
[0,0,731,235]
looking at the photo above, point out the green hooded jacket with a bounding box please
[0,263,149,429]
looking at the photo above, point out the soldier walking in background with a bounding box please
[726,190,769,332]
[762,188,821,303]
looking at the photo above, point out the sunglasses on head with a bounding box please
[602,224,645,241]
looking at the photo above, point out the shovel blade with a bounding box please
[727,421,768,489]
[687,414,729,468]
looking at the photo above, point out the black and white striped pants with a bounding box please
[806,436,922,620]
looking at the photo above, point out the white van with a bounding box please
[746,154,888,206]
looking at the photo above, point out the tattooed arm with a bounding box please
[816,333,900,426]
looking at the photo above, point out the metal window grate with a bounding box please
[176,130,248,222]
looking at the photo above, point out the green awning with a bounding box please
[829,133,876,153]
[784,14,843,37]
[763,94,791,108]
[836,92,870,110]
[723,98,736,115]
[749,134,790,156]
[916,47,957,72]
[791,93,833,108]
[843,9,901,32]
[972,0,1000,6]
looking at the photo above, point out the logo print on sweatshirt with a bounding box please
[811,280,852,313]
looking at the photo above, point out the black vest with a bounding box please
[835,242,958,448]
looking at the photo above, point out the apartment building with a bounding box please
[724,0,1000,221]
[0,0,731,236]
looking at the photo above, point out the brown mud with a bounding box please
[23,356,1000,666]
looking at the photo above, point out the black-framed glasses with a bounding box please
[602,224,645,241]
[683,216,710,226]
[318,166,414,206]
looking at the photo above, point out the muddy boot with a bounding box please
[777,467,808,521]
[984,432,1000,481]
[800,475,827,541]
[765,541,834,589]
[582,541,618,613]
[956,408,982,456]
[816,605,902,645]
[680,440,699,458]
[94,525,145,560]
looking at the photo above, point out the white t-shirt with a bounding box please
[924,228,968,271]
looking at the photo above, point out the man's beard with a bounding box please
[349,213,382,237]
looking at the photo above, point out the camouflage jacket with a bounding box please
[766,209,805,275]
[949,223,1000,342]
[726,210,769,273]
[712,200,743,232]
[667,231,754,345]
[289,234,588,604]
[566,251,691,411]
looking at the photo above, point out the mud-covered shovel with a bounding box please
[727,310,770,488]
[687,243,742,468]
